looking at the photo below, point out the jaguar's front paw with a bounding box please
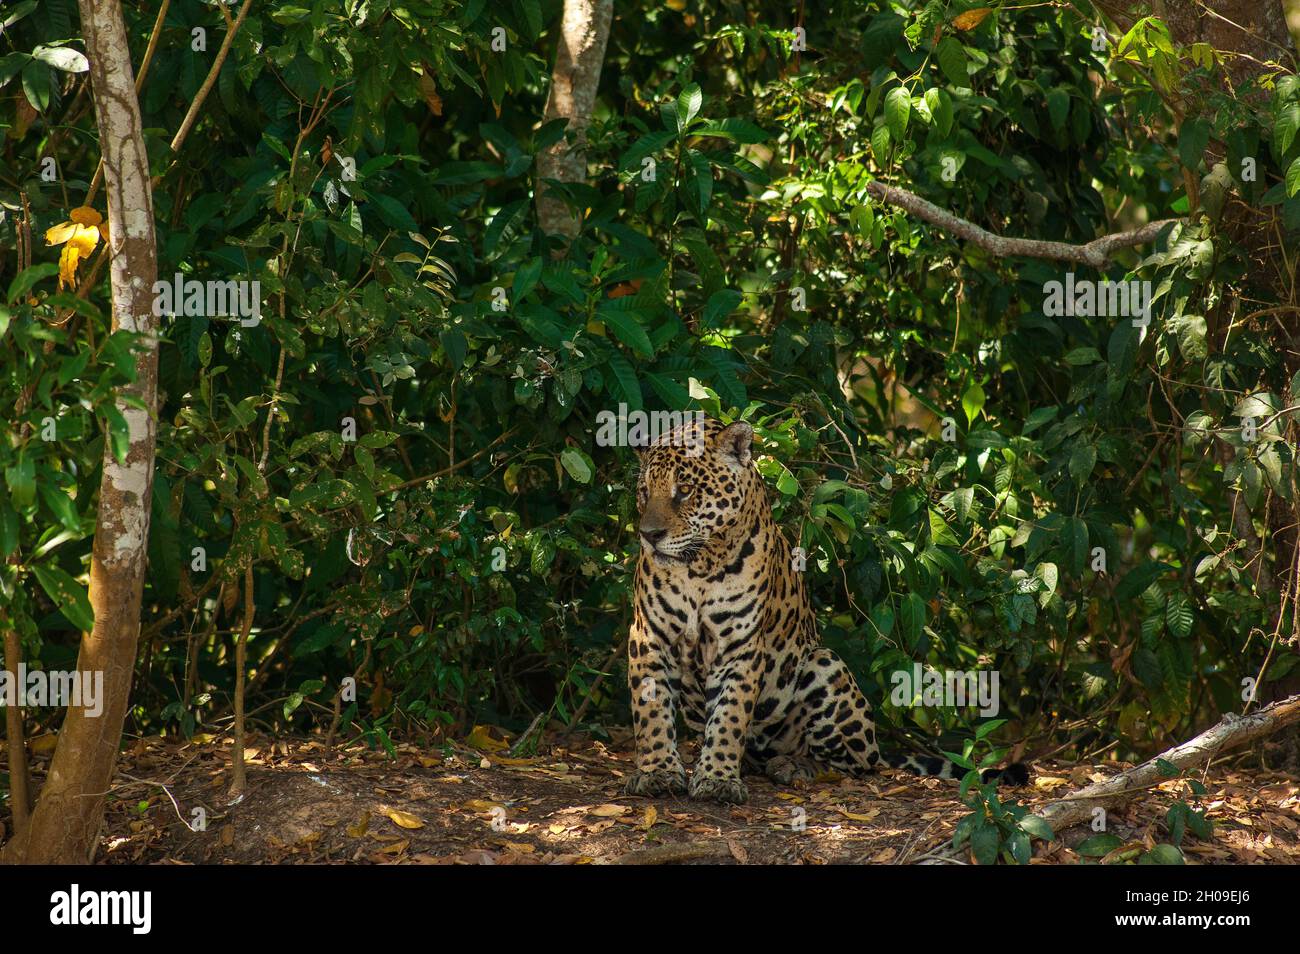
[689,772,748,804]
[623,765,687,797]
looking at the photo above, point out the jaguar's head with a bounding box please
[635,417,758,565]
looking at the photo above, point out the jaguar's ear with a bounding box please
[714,420,754,467]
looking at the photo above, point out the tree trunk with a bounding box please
[535,0,614,248]
[1,0,159,865]
[2,630,31,838]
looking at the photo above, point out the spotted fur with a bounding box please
[623,416,1027,804]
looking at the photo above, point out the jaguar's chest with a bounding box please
[651,565,767,669]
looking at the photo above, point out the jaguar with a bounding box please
[623,415,1027,803]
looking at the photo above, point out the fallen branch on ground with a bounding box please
[611,842,731,865]
[864,181,1181,269]
[1035,693,1300,833]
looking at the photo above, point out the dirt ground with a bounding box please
[5,729,1300,864]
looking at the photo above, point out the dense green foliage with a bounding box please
[2,0,1298,782]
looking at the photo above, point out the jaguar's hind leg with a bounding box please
[797,648,882,776]
[763,753,821,785]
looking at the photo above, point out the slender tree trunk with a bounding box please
[2,630,32,838]
[1,0,159,865]
[535,0,614,247]
[229,564,254,799]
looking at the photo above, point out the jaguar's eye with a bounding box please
[676,483,694,499]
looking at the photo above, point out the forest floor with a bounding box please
[5,728,1300,864]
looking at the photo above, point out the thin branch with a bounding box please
[169,0,254,155]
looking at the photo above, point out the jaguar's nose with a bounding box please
[640,527,667,546]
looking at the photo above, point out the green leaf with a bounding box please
[513,257,543,301]
[970,824,1000,865]
[871,123,891,163]
[1287,157,1300,198]
[20,60,49,110]
[559,447,594,483]
[31,564,95,631]
[1077,833,1123,857]
[702,289,743,329]
[1064,347,1101,365]
[605,351,643,411]
[1276,102,1300,156]
[1178,117,1210,171]
[936,37,968,85]
[1139,844,1185,865]
[598,305,655,357]
[1175,314,1208,361]
[1165,591,1193,638]
[1046,87,1069,133]
[0,52,30,87]
[1,1,38,30]
[32,45,89,73]
[39,482,81,532]
[6,263,58,305]
[683,148,713,216]
[693,118,768,143]
[1022,406,1057,435]
[483,199,528,256]
[950,487,974,523]
[1006,830,1032,864]
[1115,561,1173,600]
[925,87,953,136]
[884,86,911,140]
[1019,815,1056,841]
[899,592,926,643]
[676,83,703,131]
[1069,442,1097,485]
[961,379,984,426]
[5,454,35,507]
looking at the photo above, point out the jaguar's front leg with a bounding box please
[689,657,760,804]
[623,614,687,797]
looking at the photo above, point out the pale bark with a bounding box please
[536,0,614,246]
[2,0,159,864]
[864,182,1180,268]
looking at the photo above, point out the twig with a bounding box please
[508,710,548,757]
[392,426,520,491]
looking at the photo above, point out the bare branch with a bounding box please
[1035,693,1300,833]
[864,181,1181,269]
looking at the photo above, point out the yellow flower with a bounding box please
[45,206,109,291]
